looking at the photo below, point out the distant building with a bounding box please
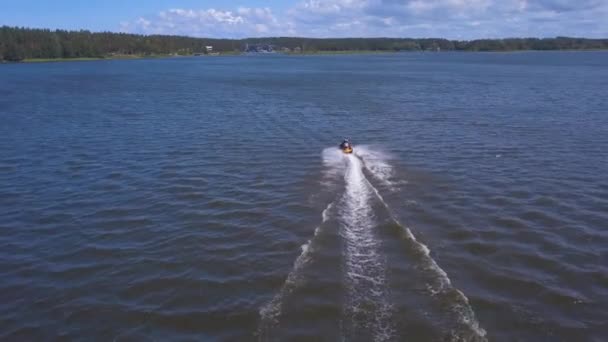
[205,46,213,53]
[244,43,276,53]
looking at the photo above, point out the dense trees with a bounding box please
[0,26,238,61]
[1,26,607,61]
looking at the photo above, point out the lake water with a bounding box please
[1,52,607,341]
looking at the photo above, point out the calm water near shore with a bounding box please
[1,51,607,341]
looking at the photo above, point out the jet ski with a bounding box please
[339,139,353,154]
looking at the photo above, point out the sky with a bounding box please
[1,0,607,39]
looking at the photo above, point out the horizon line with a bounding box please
[2,25,607,41]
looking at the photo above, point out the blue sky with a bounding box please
[1,1,607,39]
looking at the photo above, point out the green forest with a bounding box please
[1,26,607,61]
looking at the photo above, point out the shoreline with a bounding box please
[285,50,397,55]
[16,52,244,64]
[21,54,175,63]
[3,48,606,64]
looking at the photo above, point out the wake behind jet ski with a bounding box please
[340,138,353,154]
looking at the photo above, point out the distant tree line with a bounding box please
[1,26,607,61]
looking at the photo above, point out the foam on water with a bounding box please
[360,150,487,340]
[321,147,348,187]
[353,145,401,191]
[258,148,347,339]
[260,147,485,341]
[340,154,394,341]
[258,202,333,337]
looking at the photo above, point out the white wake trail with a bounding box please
[259,146,486,341]
[258,148,349,339]
[358,148,487,340]
[321,147,348,188]
[354,145,402,191]
[258,202,334,338]
[340,154,394,342]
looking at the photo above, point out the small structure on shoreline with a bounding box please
[244,43,276,53]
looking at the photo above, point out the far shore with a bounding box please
[13,50,393,64]
[286,50,397,55]
[3,49,605,64]
[21,54,175,63]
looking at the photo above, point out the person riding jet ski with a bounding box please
[340,138,353,154]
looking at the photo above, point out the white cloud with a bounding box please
[135,17,151,29]
[297,0,367,15]
[120,0,608,39]
[121,7,289,38]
